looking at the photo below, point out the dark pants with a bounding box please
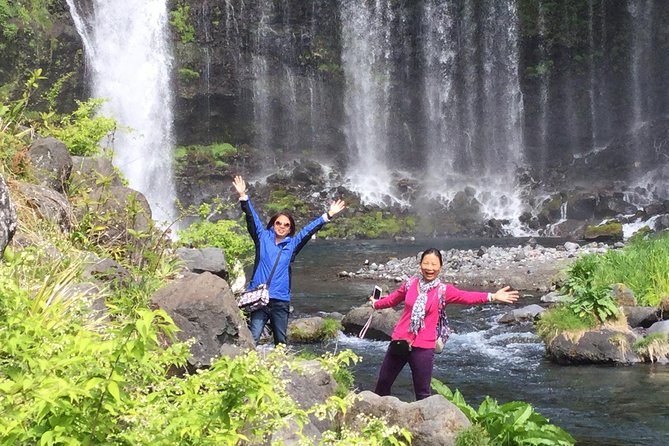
[374,346,435,401]
[249,299,290,345]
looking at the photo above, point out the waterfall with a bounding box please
[340,0,397,204]
[65,0,176,224]
[421,0,525,229]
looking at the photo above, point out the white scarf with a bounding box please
[409,277,440,335]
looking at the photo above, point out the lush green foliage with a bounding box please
[319,211,415,239]
[169,2,195,44]
[562,253,619,323]
[0,0,53,41]
[456,424,491,446]
[174,142,237,170]
[176,202,255,271]
[266,189,310,215]
[42,98,117,156]
[432,380,575,446]
[591,233,669,307]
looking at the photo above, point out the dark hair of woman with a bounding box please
[420,248,442,266]
[266,212,296,237]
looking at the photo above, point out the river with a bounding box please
[287,238,669,446]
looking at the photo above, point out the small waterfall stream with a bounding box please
[65,0,176,224]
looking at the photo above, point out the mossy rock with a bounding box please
[584,221,623,242]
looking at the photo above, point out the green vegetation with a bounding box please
[176,201,255,273]
[43,98,117,156]
[169,2,195,44]
[319,212,415,239]
[456,424,490,446]
[633,333,669,363]
[583,221,623,240]
[537,232,669,342]
[534,304,596,343]
[174,142,238,169]
[289,318,342,344]
[178,67,200,82]
[432,380,575,446]
[266,189,310,215]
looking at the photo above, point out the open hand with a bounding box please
[232,176,247,198]
[491,286,519,304]
[328,199,346,217]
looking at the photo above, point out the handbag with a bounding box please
[434,283,451,354]
[238,249,282,312]
[388,339,412,356]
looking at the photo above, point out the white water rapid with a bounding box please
[66,0,176,224]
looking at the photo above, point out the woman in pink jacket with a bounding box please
[369,248,519,401]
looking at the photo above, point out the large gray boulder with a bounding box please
[70,155,123,192]
[27,137,72,192]
[176,246,228,280]
[498,304,545,324]
[345,391,470,446]
[151,272,254,368]
[0,175,17,257]
[16,182,73,231]
[546,327,640,364]
[342,305,400,340]
[270,359,339,445]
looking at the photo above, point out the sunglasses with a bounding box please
[274,221,291,228]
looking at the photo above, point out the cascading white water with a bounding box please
[421,0,526,232]
[66,0,176,224]
[340,0,397,204]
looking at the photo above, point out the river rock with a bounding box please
[345,391,469,446]
[288,316,340,343]
[647,320,669,337]
[342,305,400,340]
[622,306,661,328]
[546,327,639,365]
[498,304,545,324]
[151,271,254,368]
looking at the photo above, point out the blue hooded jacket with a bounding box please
[241,198,328,302]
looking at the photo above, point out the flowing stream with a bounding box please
[288,238,669,446]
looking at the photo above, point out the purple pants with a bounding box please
[374,346,435,400]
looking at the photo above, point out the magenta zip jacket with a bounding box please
[373,278,489,349]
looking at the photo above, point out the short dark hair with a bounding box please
[267,211,296,237]
[420,248,443,266]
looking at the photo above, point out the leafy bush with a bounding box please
[176,201,254,273]
[43,98,117,156]
[169,2,195,43]
[432,379,575,446]
[562,253,619,323]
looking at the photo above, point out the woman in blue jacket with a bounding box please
[232,176,346,345]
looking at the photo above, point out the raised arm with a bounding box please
[291,198,347,259]
[232,175,263,240]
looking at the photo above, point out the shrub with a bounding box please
[432,379,575,446]
[43,98,117,156]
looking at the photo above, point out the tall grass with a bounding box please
[592,232,669,306]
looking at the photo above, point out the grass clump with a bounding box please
[534,304,597,343]
[456,424,490,446]
[633,332,669,363]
